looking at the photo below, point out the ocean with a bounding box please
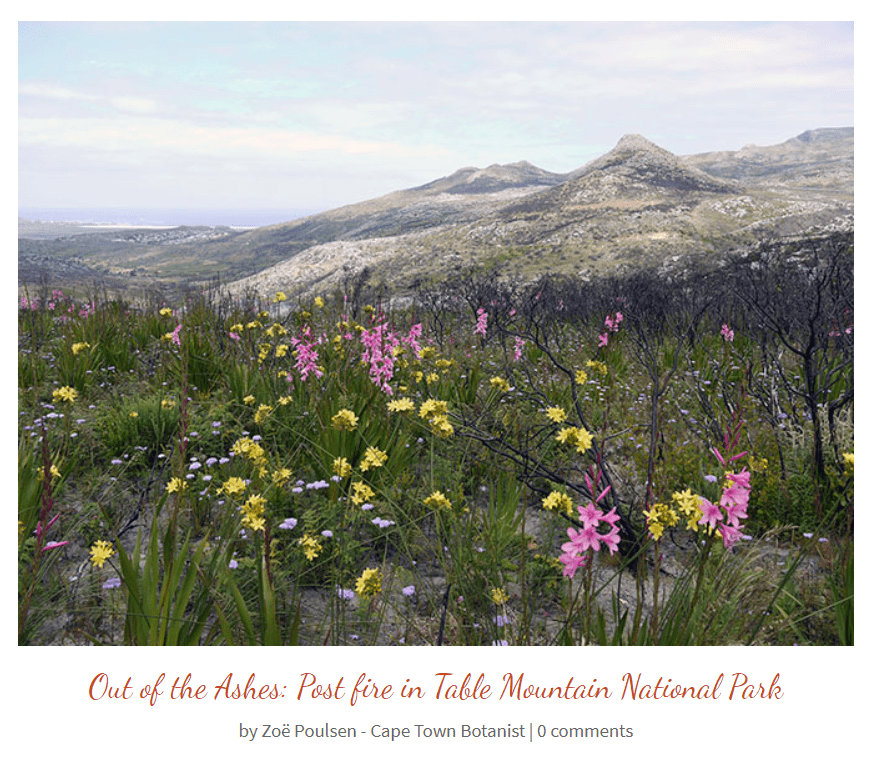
[18,206,324,228]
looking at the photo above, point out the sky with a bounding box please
[18,20,854,217]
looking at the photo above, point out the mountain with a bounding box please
[19,129,853,295]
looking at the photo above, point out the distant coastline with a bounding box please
[18,206,323,229]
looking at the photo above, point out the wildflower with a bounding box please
[555,426,593,453]
[129,411,138,418]
[575,370,588,385]
[387,397,415,413]
[254,404,273,424]
[228,559,239,569]
[272,468,292,486]
[314,296,325,308]
[402,585,416,597]
[299,534,323,561]
[424,491,452,511]
[546,406,566,423]
[272,291,287,303]
[275,344,289,358]
[321,530,333,538]
[360,446,388,472]
[355,568,382,598]
[159,307,173,317]
[102,577,122,589]
[419,398,448,420]
[89,540,115,569]
[698,498,723,529]
[243,395,256,405]
[52,386,78,404]
[585,360,608,375]
[542,490,574,516]
[721,324,735,342]
[232,437,266,465]
[490,587,509,606]
[71,342,91,355]
[843,452,854,474]
[514,336,526,361]
[279,517,298,530]
[429,414,454,438]
[333,457,352,478]
[559,551,587,578]
[351,481,375,505]
[474,308,488,337]
[336,588,355,600]
[331,408,359,431]
[161,399,175,409]
[219,476,247,496]
[371,517,395,529]
[166,477,188,494]
[490,376,510,393]
[37,464,62,481]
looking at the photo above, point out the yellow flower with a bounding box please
[351,481,375,505]
[129,411,138,418]
[575,370,588,385]
[546,406,566,423]
[333,457,352,478]
[278,395,292,406]
[254,404,273,424]
[419,399,448,419]
[843,452,854,474]
[166,477,188,494]
[232,437,266,465]
[490,587,509,606]
[275,344,289,358]
[52,386,78,404]
[243,394,256,405]
[586,360,608,375]
[360,446,388,472]
[429,415,454,438]
[90,540,115,569]
[272,468,292,486]
[71,342,91,355]
[490,376,510,393]
[331,408,359,431]
[36,464,62,481]
[272,291,287,303]
[299,534,323,561]
[542,490,574,516]
[355,567,382,598]
[159,307,173,317]
[314,296,325,308]
[387,397,415,413]
[436,358,453,369]
[424,491,452,511]
[230,323,244,333]
[419,346,437,359]
[555,426,593,453]
[219,476,248,496]
[161,398,175,409]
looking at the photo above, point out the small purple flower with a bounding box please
[704,474,717,483]
[494,615,511,627]
[803,532,814,539]
[321,530,333,538]
[402,585,416,597]
[279,517,298,530]
[371,517,395,529]
[336,588,355,600]
[228,559,238,570]
[491,639,509,646]
[291,486,304,494]
[102,577,122,590]
[361,503,375,511]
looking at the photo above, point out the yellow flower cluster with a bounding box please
[272,468,292,486]
[671,489,704,531]
[546,406,566,423]
[490,587,509,606]
[331,408,359,430]
[272,291,287,303]
[159,307,173,317]
[419,399,453,437]
[314,296,325,308]
[52,386,78,404]
[387,397,415,413]
[333,457,352,478]
[843,451,854,475]
[161,398,176,409]
[254,404,273,424]
[240,494,268,531]
[424,491,452,511]
[299,534,323,561]
[555,426,594,454]
[71,342,91,355]
[90,540,115,569]
[355,567,382,597]
[220,476,248,496]
[166,477,188,494]
[351,481,375,506]
[643,502,679,541]
[575,369,588,385]
[360,446,388,472]
[490,376,510,393]
[586,360,608,375]
[748,455,769,472]
[37,464,62,481]
[542,490,574,517]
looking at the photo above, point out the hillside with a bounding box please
[19,128,853,296]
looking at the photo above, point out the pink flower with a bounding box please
[721,324,734,342]
[598,528,621,555]
[598,332,609,347]
[576,503,604,529]
[559,551,587,578]
[171,324,182,346]
[718,522,743,551]
[474,308,488,337]
[698,497,723,528]
[563,525,601,554]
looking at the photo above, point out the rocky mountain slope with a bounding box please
[20,128,853,296]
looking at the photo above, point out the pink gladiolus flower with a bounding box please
[718,522,743,551]
[41,541,70,552]
[577,503,603,529]
[598,332,609,347]
[171,324,182,346]
[598,529,621,555]
[563,525,601,554]
[698,497,723,528]
[721,324,734,342]
[559,551,587,578]
[474,308,488,337]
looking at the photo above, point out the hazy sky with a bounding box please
[18,20,853,214]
